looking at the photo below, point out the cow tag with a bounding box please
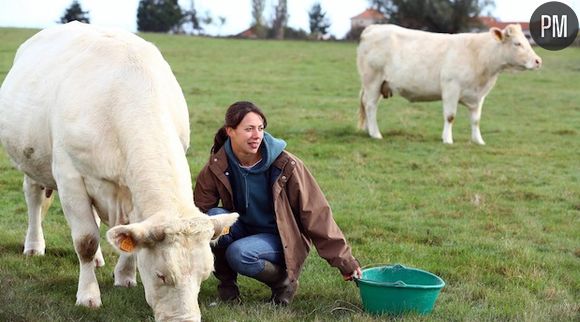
[120,235,136,252]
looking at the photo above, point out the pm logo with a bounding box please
[530,1,579,50]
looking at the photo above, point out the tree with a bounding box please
[201,10,213,26]
[251,0,266,27]
[59,0,90,24]
[217,16,227,35]
[183,0,203,34]
[251,0,267,38]
[137,0,184,33]
[367,0,495,33]
[181,1,223,36]
[272,0,288,39]
[282,26,309,40]
[308,2,331,39]
[367,0,396,14]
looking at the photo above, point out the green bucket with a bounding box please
[355,264,445,315]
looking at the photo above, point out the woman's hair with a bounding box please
[211,101,268,153]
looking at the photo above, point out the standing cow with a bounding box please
[0,22,237,322]
[357,24,542,144]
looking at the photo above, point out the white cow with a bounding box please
[357,24,542,144]
[0,22,238,322]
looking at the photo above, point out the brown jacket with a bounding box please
[194,148,359,283]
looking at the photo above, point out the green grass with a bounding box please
[1,27,579,321]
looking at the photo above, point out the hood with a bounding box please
[259,132,286,170]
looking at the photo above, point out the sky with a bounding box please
[0,0,579,38]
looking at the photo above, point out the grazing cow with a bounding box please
[0,22,238,322]
[357,24,542,144]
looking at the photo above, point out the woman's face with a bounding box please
[226,112,264,160]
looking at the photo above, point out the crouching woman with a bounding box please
[194,101,361,305]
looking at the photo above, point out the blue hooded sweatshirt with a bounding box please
[224,132,287,234]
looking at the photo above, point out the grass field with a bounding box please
[0,27,578,322]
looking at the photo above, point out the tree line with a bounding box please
[60,0,496,40]
[368,0,495,33]
[59,0,332,40]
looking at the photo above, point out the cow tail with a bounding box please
[358,88,366,130]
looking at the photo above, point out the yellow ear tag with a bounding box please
[221,226,230,235]
[120,236,135,252]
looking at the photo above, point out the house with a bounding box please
[478,16,534,44]
[234,27,258,39]
[350,8,387,30]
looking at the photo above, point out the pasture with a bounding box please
[0,27,578,321]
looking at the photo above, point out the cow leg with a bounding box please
[113,253,137,287]
[441,85,460,144]
[92,209,106,268]
[22,175,53,256]
[67,198,102,307]
[469,97,486,145]
[361,77,384,139]
[53,161,102,308]
[358,89,368,131]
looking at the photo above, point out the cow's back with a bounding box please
[357,24,477,100]
[358,24,455,68]
[0,22,189,187]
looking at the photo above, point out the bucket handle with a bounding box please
[355,278,408,288]
[353,263,407,287]
[381,280,408,287]
[361,263,406,270]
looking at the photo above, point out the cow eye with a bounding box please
[514,42,522,47]
[156,272,166,284]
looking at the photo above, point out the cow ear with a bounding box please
[505,24,520,38]
[107,223,148,253]
[209,212,239,239]
[490,27,504,42]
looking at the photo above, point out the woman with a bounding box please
[194,101,361,305]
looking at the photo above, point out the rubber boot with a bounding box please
[212,247,240,303]
[253,261,298,305]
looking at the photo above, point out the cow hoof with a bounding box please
[369,133,383,139]
[114,277,137,288]
[76,296,102,308]
[23,248,45,256]
[472,139,486,145]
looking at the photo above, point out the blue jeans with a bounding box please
[207,208,285,277]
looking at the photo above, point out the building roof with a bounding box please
[235,28,257,38]
[351,8,386,21]
[479,16,529,31]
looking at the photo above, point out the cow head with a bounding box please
[106,212,238,322]
[491,24,542,70]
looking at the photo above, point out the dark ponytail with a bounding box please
[212,127,229,154]
[211,101,267,153]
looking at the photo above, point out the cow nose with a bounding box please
[535,57,542,68]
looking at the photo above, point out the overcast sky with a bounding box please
[0,0,579,38]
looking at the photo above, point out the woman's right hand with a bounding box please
[343,266,363,281]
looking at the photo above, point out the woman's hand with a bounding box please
[343,266,363,281]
